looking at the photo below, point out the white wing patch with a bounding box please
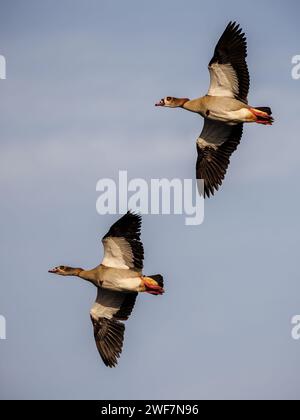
[101,237,134,269]
[208,63,239,98]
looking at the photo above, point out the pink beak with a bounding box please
[155,99,165,107]
[48,267,59,274]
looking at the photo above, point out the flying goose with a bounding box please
[155,21,273,197]
[49,211,164,368]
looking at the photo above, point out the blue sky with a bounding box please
[0,0,300,399]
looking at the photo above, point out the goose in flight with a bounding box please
[155,21,273,197]
[49,211,164,368]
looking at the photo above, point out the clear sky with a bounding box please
[0,0,300,400]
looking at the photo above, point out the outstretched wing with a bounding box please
[90,288,138,367]
[196,119,243,198]
[207,21,249,103]
[101,211,144,271]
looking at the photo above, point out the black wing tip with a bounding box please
[92,317,125,368]
[223,20,246,37]
[226,21,243,32]
[196,177,218,198]
[103,357,120,368]
[197,181,219,199]
[127,209,141,217]
[126,209,142,224]
[120,210,143,232]
[198,184,217,199]
[209,20,248,64]
[103,356,118,368]
[103,210,143,240]
[224,21,247,45]
[116,210,142,227]
[227,20,238,27]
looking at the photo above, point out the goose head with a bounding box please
[155,96,190,108]
[48,265,83,276]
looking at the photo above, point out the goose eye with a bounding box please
[166,97,172,101]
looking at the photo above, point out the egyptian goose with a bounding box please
[49,211,164,368]
[156,22,274,197]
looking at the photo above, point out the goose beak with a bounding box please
[155,98,165,107]
[48,267,59,274]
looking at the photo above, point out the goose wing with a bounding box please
[101,211,144,271]
[207,21,249,103]
[90,288,137,367]
[196,119,243,197]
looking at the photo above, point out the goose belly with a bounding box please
[208,108,252,124]
[204,97,251,124]
[102,276,142,292]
